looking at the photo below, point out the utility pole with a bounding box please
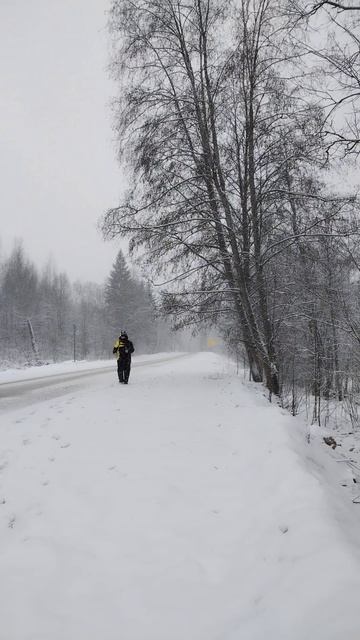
[73,323,77,362]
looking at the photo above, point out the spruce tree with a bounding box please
[105,250,137,334]
[104,250,158,350]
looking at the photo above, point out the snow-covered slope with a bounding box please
[1,352,360,639]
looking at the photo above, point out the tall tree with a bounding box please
[105,250,136,332]
[0,243,39,362]
[103,0,332,393]
[104,249,157,350]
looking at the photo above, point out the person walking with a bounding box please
[113,330,135,384]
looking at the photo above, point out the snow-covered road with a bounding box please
[1,352,360,640]
[0,354,188,412]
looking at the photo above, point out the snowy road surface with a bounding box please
[1,352,360,640]
[0,353,187,411]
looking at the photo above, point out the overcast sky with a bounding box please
[0,0,125,283]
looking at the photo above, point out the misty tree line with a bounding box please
[102,0,360,421]
[0,242,158,367]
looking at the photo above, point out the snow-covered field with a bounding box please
[1,352,360,640]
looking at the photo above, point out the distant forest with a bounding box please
[0,242,174,367]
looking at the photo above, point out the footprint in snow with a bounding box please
[48,457,55,463]
[279,525,289,534]
[52,434,61,441]
[0,458,8,472]
[8,514,16,529]
[60,442,71,449]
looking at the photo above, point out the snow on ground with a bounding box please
[0,352,182,384]
[1,352,360,640]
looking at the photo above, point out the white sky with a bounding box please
[0,0,125,283]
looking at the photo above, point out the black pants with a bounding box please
[117,358,131,383]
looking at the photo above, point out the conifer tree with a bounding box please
[105,250,139,334]
[104,249,157,350]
